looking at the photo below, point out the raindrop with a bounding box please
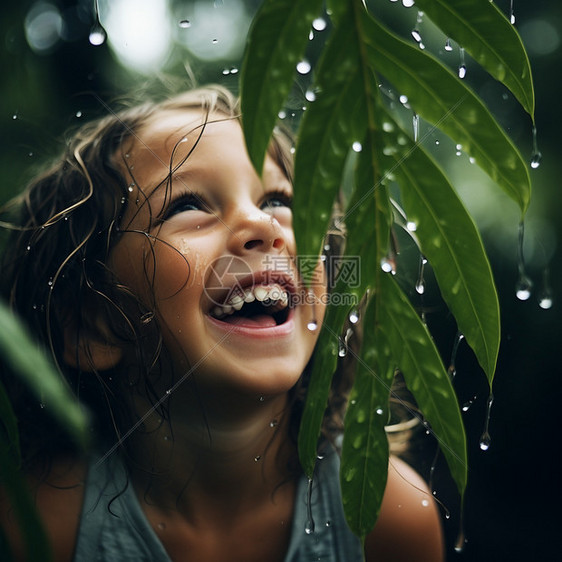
[325,520,332,527]
[406,221,417,232]
[278,110,287,119]
[402,0,415,7]
[380,256,396,274]
[478,392,494,451]
[352,141,362,152]
[212,38,218,44]
[538,267,553,309]
[530,125,542,169]
[455,143,463,156]
[128,184,134,192]
[412,112,419,142]
[349,310,359,324]
[338,338,347,357]
[254,455,261,462]
[12,113,18,120]
[312,17,327,31]
[447,332,464,380]
[458,47,467,78]
[307,320,318,331]
[462,395,477,412]
[75,110,82,118]
[305,478,315,534]
[305,88,316,102]
[445,38,453,52]
[509,0,515,24]
[296,60,311,74]
[259,395,265,402]
[399,94,409,106]
[515,221,533,300]
[230,67,238,74]
[454,528,467,553]
[178,19,191,28]
[415,255,427,295]
[89,23,106,46]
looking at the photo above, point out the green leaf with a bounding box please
[379,273,467,497]
[360,8,531,215]
[377,107,500,384]
[0,431,53,561]
[415,0,535,117]
[0,379,20,462]
[240,0,323,175]
[0,301,88,447]
[340,298,394,540]
[293,11,366,257]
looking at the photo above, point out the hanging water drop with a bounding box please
[447,332,464,380]
[305,478,315,534]
[445,38,453,52]
[349,310,359,324]
[415,254,427,295]
[89,24,106,46]
[454,528,467,553]
[412,112,420,142]
[458,47,467,79]
[509,0,515,24]
[515,221,533,300]
[462,395,477,412]
[479,393,494,451]
[530,125,542,169]
[538,267,553,309]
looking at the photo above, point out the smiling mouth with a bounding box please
[209,283,291,328]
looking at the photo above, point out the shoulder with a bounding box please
[0,457,87,562]
[364,456,444,562]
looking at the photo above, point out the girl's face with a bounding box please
[109,109,325,398]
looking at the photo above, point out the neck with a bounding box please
[126,388,298,516]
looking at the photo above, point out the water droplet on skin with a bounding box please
[179,19,191,28]
[259,395,265,402]
[254,455,261,462]
[157,522,166,530]
[296,60,311,74]
[325,520,332,527]
[307,320,318,331]
[141,311,154,324]
[421,499,430,507]
[269,419,278,427]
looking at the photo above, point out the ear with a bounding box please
[63,323,123,372]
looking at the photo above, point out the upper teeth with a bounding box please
[211,284,289,319]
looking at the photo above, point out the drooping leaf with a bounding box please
[359,8,531,215]
[340,298,394,540]
[377,106,500,384]
[379,273,467,496]
[0,301,88,447]
[415,0,535,117]
[240,0,323,174]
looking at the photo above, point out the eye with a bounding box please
[164,192,208,218]
[261,190,293,212]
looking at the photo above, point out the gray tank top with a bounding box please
[74,449,364,561]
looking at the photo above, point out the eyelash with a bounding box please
[163,190,293,220]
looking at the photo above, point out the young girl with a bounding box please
[0,85,444,561]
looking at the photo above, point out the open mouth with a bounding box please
[209,282,292,328]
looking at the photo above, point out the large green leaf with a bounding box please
[293,12,366,258]
[379,273,467,496]
[377,106,500,383]
[240,0,323,174]
[415,0,535,117]
[340,299,394,540]
[0,301,88,447]
[359,8,531,215]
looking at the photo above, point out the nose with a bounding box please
[226,203,286,256]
